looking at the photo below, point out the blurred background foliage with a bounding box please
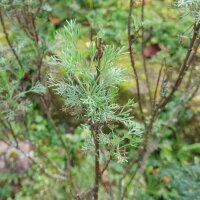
[0,0,200,199]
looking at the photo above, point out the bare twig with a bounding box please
[121,22,200,197]
[7,122,19,147]
[92,127,100,200]
[141,0,153,109]
[40,97,71,159]
[156,23,200,115]
[100,156,111,176]
[36,0,43,14]
[90,37,106,200]
[153,58,165,109]
[0,9,23,70]
[128,0,146,125]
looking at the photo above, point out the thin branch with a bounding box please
[40,97,71,159]
[7,122,19,147]
[36,0,43,14]
[155,23,200,115]
[90,37,105,200]
[121,167,138,200]
[92,128,100,200]
[119,1,150,190]
[30,13,39,43]
[128,0,146,125]
[0,9,24,70]
[35,146,68,177]
[153,58,165,109]
[100,156,111,176]
[122,22,200,193]
[141,0,153,109]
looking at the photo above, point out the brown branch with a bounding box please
[120,14,200,200]
[128,0,146,125]
[7,122,19,147]
[30,12,44,81]
[0,9,23,70]
[155,23,200,115]
[133,78,200,185]
[153,58,165,109]
[30,13,39,43]
[40,97,71,158]
[90,37,106,200]
[36,0,43,14]
[118,1,150,191]
[100,156,111,176]
[141,0,153,109]
[92,128,100,200]
[92,123,100,198]
[121,22,200,195]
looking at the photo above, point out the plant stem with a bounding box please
[93,129,100,200]
[92,37,105,199]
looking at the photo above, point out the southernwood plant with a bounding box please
[48,20,143,199]
[0,0,200,200]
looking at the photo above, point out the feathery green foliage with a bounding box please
[176,0,200,21]
[48,20,143,163]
